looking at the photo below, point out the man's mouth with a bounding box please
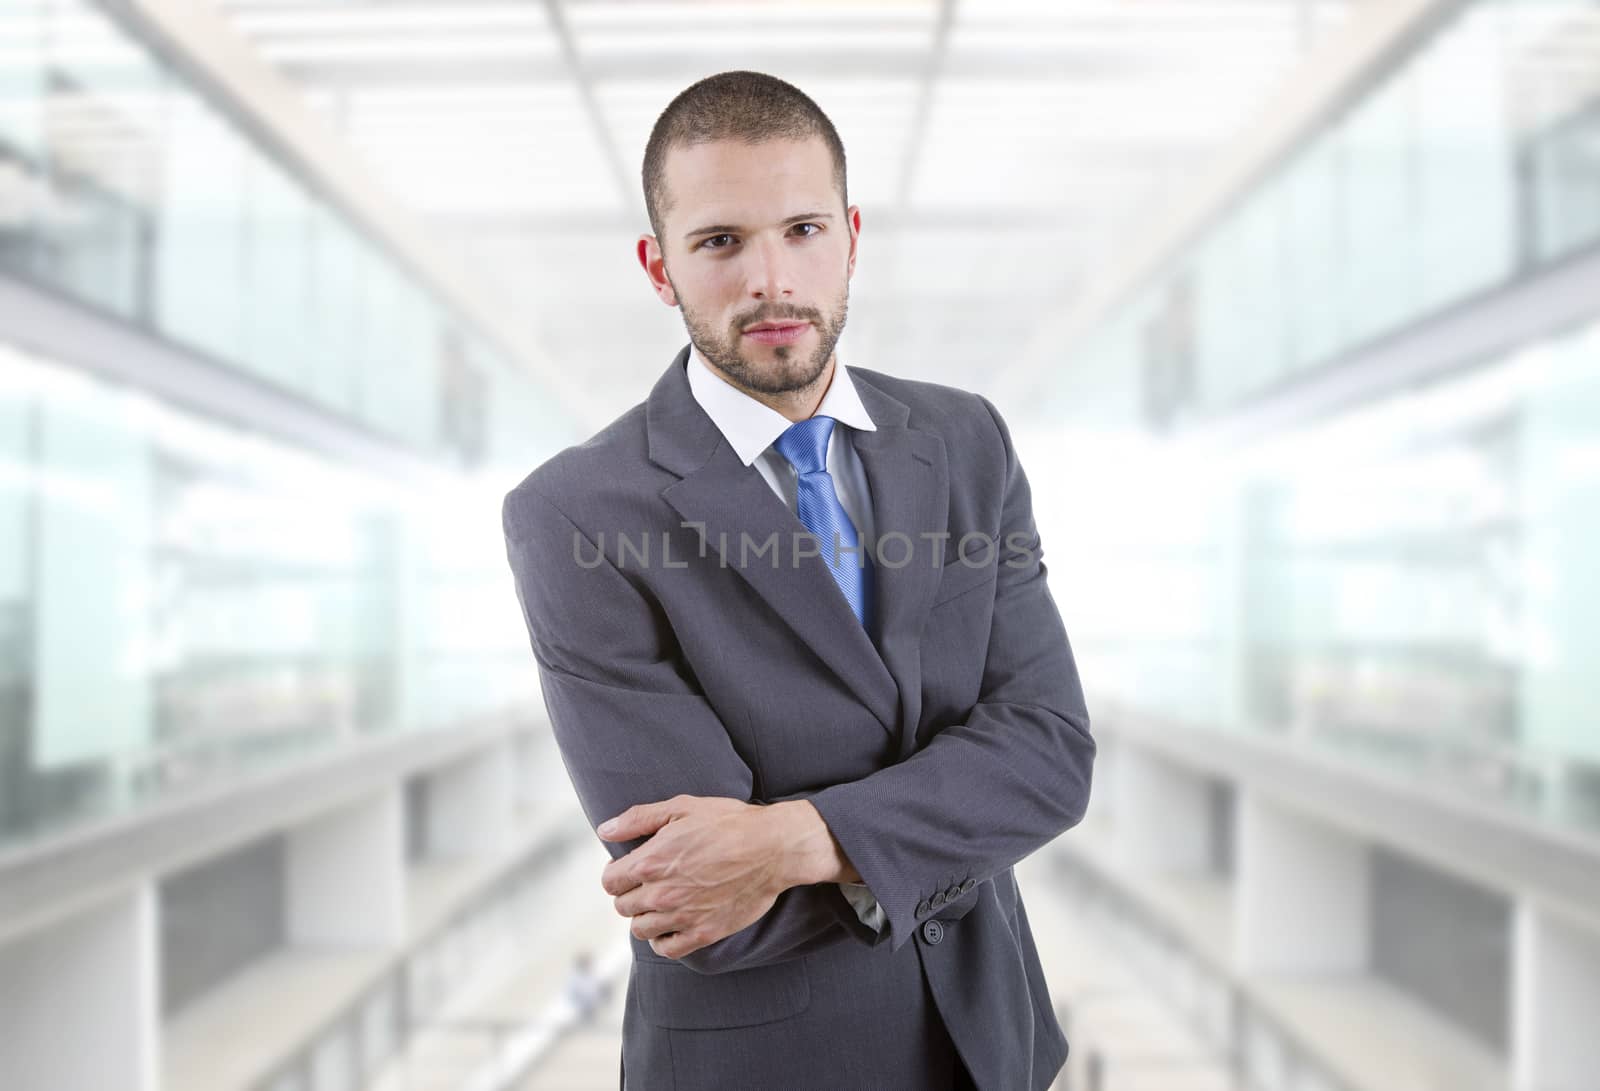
[742,321,810,346]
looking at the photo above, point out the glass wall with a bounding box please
[1042,314,1600,839]
[0,0,576,851]
[1027,0,1600,838]
[0,0,552,464]
[1044,0,1600,429]
[0,342,549,846]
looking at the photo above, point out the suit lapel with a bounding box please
[645,346,947,750]
[663,451,900,738]
[850,422,947,758]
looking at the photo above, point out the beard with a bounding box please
[678,285,849,397]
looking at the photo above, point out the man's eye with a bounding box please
[792,223,821,237]
[703,234,735,249]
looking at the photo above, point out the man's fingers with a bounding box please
[613,885,659,918]
[601,858,641,897]
[630,910,679,942]
[597,796,683,841]
[650,928,710,960]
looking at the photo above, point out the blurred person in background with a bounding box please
[565,949,611,1025]
[503,71,1094,1090]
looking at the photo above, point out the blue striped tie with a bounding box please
[774,415,873,629]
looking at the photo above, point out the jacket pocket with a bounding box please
[634,956,811,1030]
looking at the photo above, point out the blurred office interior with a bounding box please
[0,0,1597,1088]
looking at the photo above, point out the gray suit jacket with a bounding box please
[502,346,1095,1090]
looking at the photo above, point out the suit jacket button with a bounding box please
[960,878,975,893]
[931,891,946,908]
[945,884,962,901]
[921,919,944,945]
[916,898,931,917]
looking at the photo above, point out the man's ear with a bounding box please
[637,235,678,307]
[845,205,861,280]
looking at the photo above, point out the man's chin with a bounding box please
[743,356,829,396]
[697,342,808,385]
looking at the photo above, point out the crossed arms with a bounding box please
[501,395,1094,973]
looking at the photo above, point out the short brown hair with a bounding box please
[642,71,848,240]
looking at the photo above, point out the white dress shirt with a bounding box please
[686,344,888,935]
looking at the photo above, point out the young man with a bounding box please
[503,71,1094,1091]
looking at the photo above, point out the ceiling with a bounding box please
[212,0,1358,430]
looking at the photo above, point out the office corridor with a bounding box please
[3,1,1598,1088]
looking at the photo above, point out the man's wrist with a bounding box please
[767,799,862,887]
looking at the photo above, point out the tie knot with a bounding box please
[774,415,836,475]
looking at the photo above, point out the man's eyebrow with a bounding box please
[683,211,836,241]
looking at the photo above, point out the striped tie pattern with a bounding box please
[773,415,874,629]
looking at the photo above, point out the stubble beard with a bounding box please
[679,287,850,398]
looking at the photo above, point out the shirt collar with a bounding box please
[687,343,877,468]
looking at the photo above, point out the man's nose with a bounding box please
[745,235,793,300]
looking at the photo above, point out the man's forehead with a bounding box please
[662,136,838,218]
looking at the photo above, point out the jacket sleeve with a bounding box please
[805,395,1096,951]
[502,483,888,975]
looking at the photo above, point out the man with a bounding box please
[502,71,1094,1090]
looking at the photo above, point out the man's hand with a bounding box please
[596,795,861,959]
